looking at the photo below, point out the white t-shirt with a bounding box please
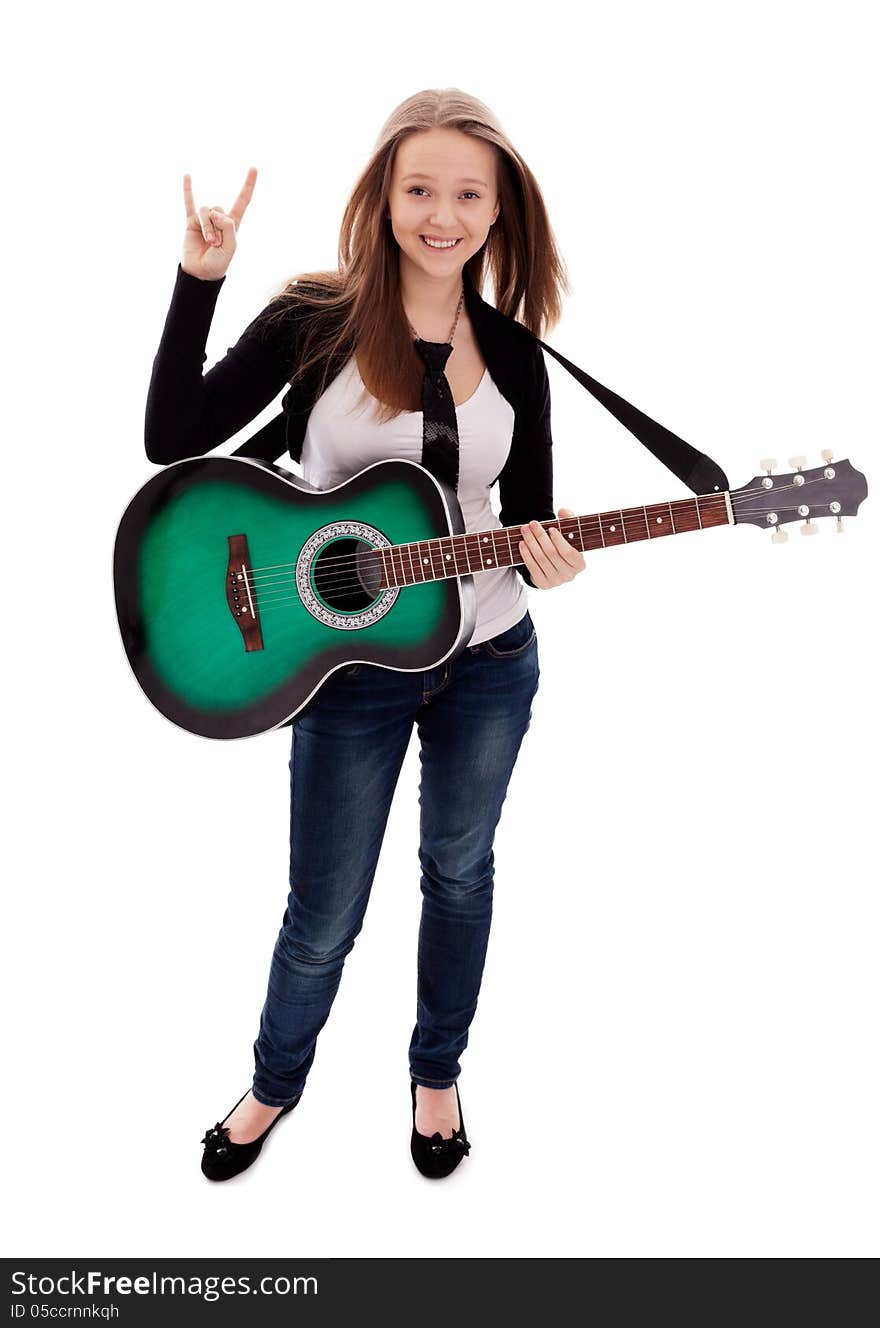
[300,355,528,645]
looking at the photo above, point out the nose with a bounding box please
[428,200,459,230]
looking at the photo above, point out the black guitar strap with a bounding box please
[531,336,729,494]
[233,337,730,496]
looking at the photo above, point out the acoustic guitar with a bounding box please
[113,451,867,740]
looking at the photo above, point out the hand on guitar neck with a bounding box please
[517,508,586,588]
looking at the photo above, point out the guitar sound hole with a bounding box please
[312,538,381,613]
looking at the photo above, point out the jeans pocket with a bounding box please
[482,611,537,659]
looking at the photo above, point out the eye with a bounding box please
[406,187,480,199]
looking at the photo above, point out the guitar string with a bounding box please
[239,497,731,584]
[237,499,737,593]
[241,516,731,601]
[245,503,830,617]
[235,475,826,576]
[235,476,832,584]
[240,512,837,613]
[234,502,835,606]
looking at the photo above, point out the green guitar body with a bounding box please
[114,456,475,739]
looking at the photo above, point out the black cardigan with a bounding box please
[144,263,556,586]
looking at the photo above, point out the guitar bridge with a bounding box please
[226,534,264,652]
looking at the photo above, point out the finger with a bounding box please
[550,509,586,572]
[208,209,237,244]
[527,519,559,570]
[518,537,547,588]
[530,521,576,583]
[229,166,258,227]
[523,522,556,578]
[183,173,196,219]
[555,509,584,561]
[197,205,217,244]
[547,523,582,570]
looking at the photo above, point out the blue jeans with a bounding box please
[251,608,541,1106]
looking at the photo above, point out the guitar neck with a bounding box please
[375,491,733,588]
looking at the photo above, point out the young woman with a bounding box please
[144,88,586,1182]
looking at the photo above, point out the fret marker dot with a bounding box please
[423,558,429,564]
[657,517,663,524]
[445,554,451,560]
[487,558,493,565]
[610,525,616,531]
[482,536,488,543]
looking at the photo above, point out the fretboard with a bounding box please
[374,492,732,588]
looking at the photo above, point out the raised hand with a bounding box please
[181,167,258,281]
[518,508,587,588]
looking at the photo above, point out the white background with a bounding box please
[4,0,877,1259]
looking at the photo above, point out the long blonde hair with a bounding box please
[264,87,570,423]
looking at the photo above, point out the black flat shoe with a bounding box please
[200,1087,302,1182]
[410,1078,471,1179]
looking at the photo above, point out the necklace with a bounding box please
[406,283,465,346]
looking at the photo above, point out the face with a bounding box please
[387,126,500,280]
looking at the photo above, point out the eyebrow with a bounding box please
[401,173,489,187]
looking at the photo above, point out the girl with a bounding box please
[144,88,585,1182]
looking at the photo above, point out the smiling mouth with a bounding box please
[420,235,463,249]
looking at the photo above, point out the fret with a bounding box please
[377,546,391,590]
[602,511,624,544]
[619,510,628,542]
[427,537,441,581]
[439,534,454,579]
[642,505,651,539]
[459,534,472,573]
[643,503,671,537]
[454,533,469,578]
[695,497,703,530]
[415,540,430,581]
[668,501,676,534]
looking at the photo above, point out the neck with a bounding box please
[371,491,734,589]
[398,252,464,335]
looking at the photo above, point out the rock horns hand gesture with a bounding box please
[181,166,258,282]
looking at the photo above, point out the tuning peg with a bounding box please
[821,448,834,463]
[789,455,807,471]
[760,457,777,473]
[800,519,819,536]
[771,527,789,544]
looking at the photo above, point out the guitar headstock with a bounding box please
[730,452,868,542]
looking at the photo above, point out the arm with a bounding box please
[143,264,298,465]
[497,341,555,587]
